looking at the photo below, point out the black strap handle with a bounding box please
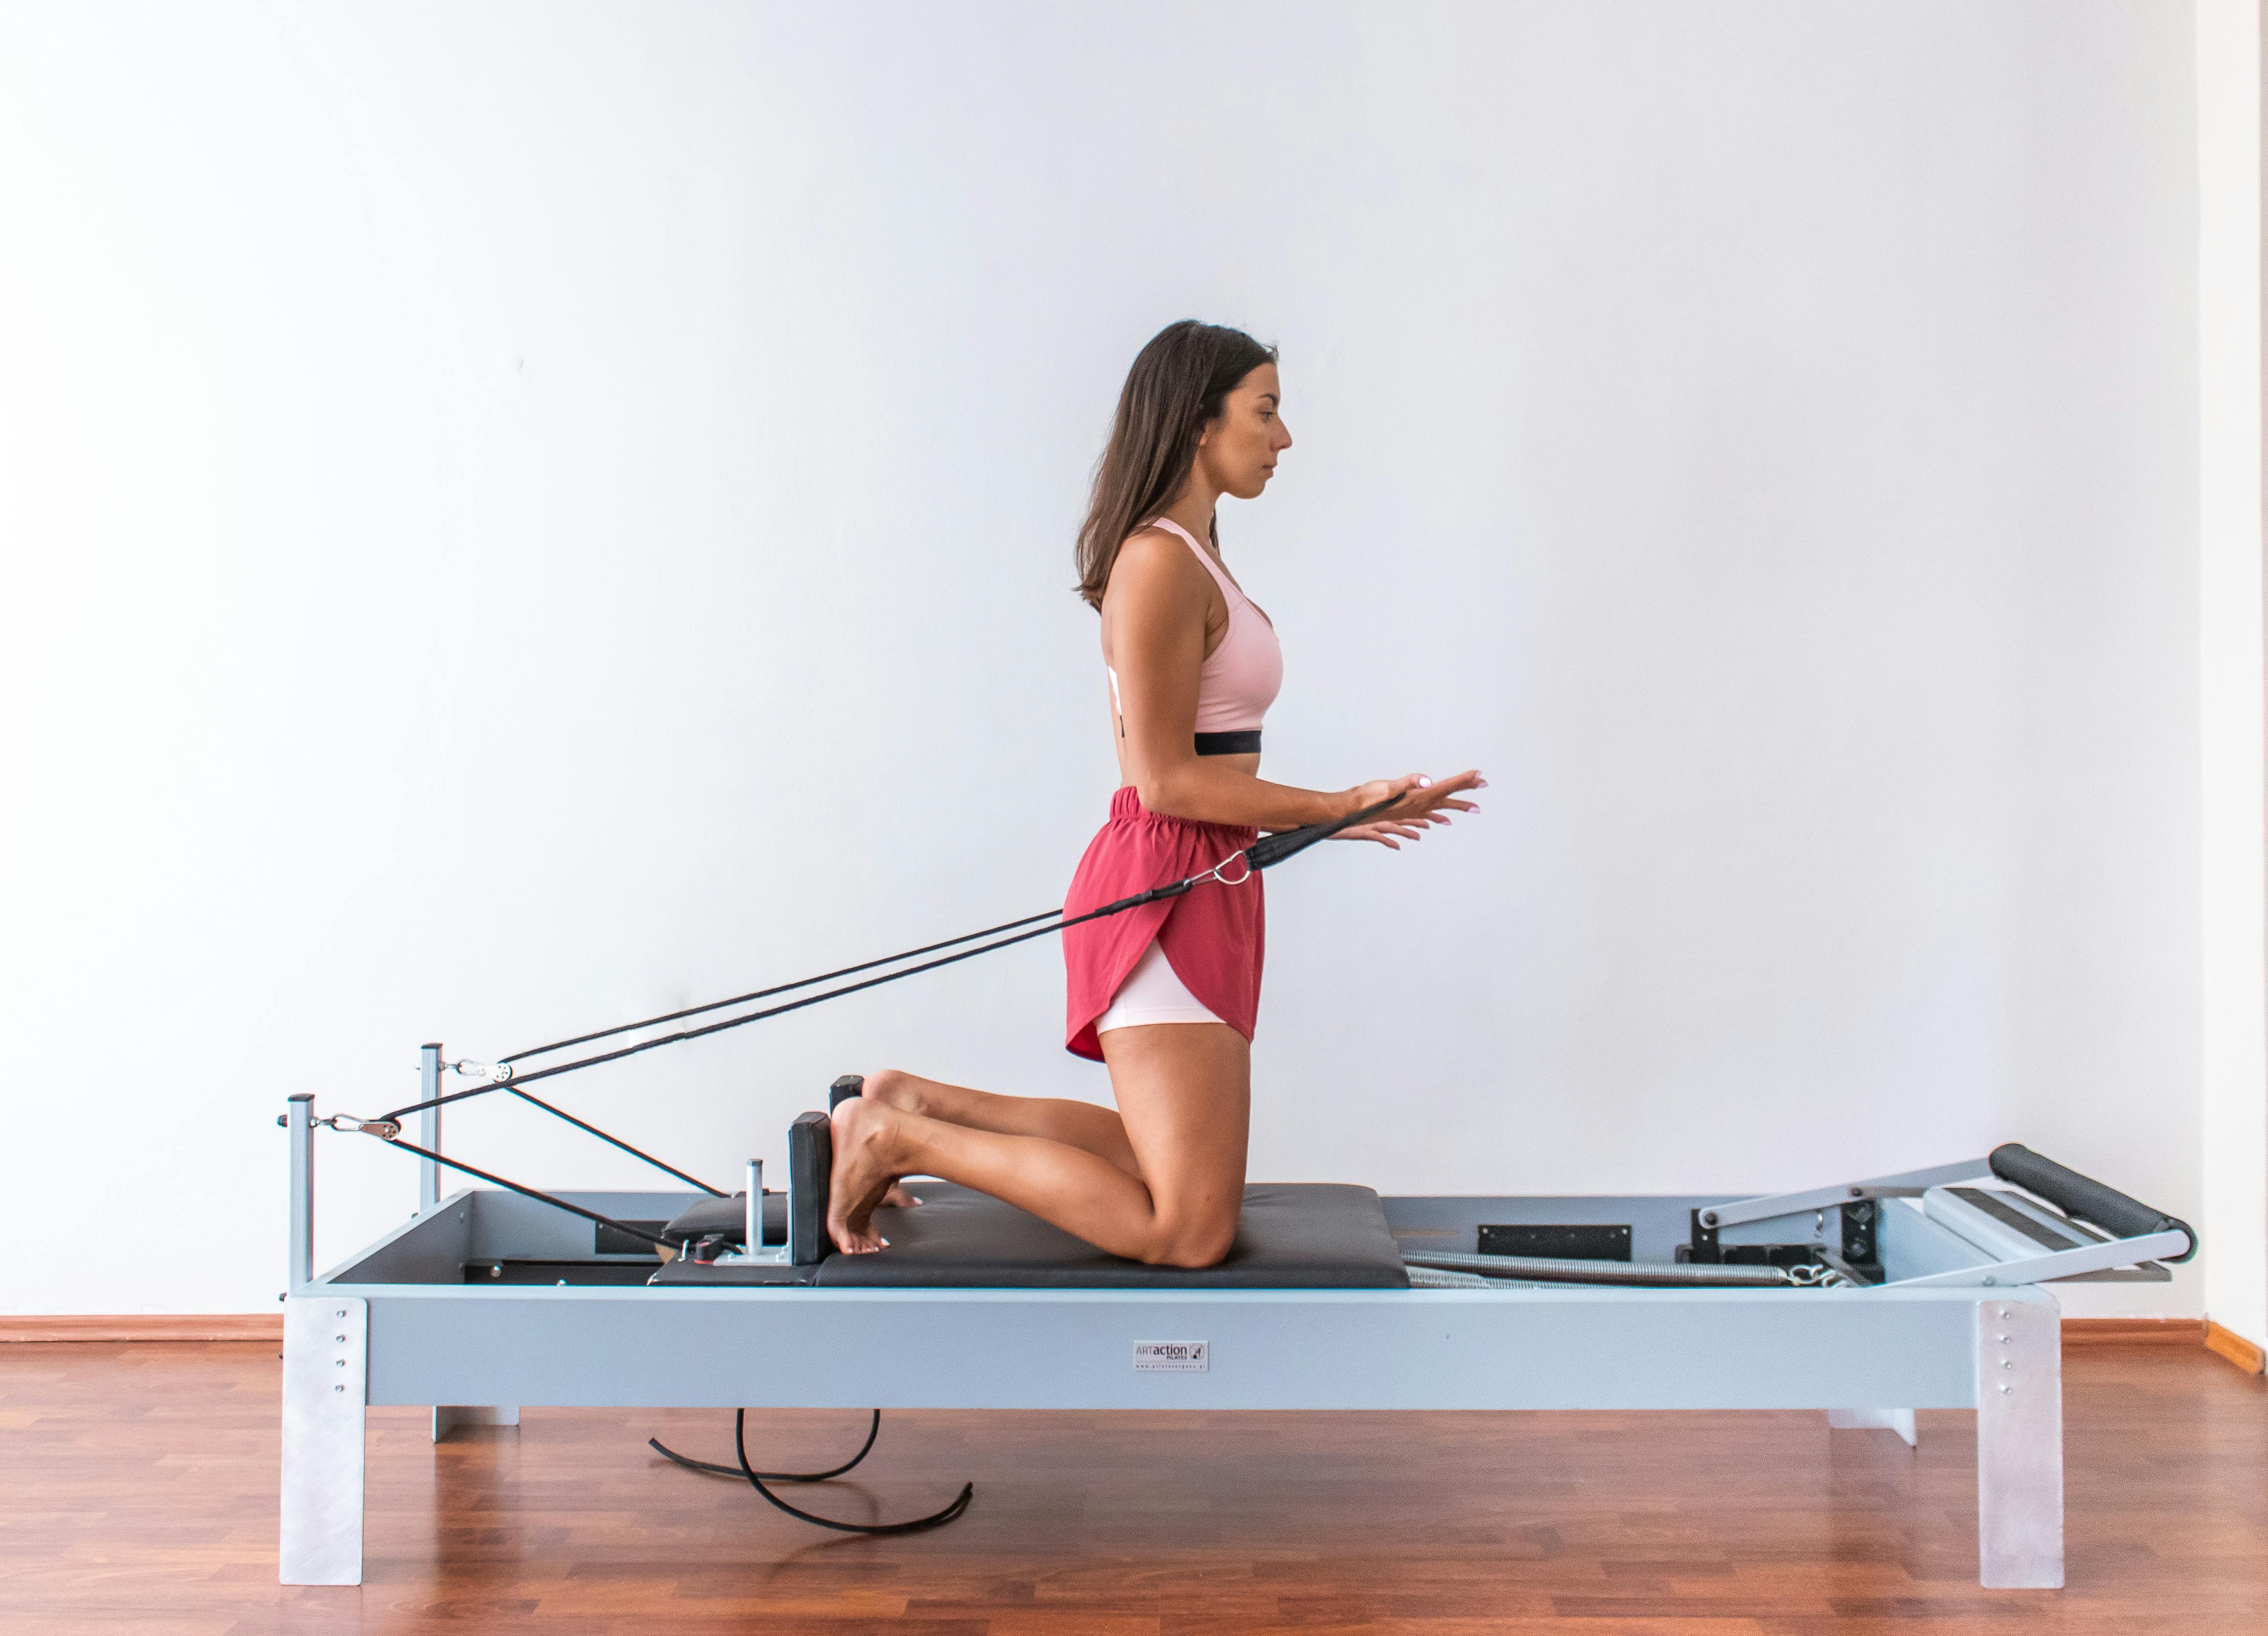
[1987,1143,2197,1263]
[1245,790,1412,871]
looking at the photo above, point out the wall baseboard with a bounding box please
[2205,1319,2268,1374]
[2060,1318,2206,1347]
[0,1315,284,1343]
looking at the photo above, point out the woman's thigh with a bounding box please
[866,1068,1139,1174]
[1098,1022,1251,1243]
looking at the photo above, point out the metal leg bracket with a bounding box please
[1974,1296,2063,1589]
[279,1295,367,1586]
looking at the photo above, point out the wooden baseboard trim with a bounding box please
[2061,1318,2207,1347]
[2205,1320,2268,1374]
[0,1315,284,1344]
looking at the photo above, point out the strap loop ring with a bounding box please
[1203,851,1254,887]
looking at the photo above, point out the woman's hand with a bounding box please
[1336,770,1485,849]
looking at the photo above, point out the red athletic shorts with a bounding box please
[1061,786,1264,1061]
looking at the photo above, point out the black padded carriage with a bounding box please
[654,1181,1410,1289]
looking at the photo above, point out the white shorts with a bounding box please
[1094,937,1225,1033]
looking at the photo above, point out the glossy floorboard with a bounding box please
[0,1341,2260,1634]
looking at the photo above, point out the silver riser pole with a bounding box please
[418,1041,442,1213]
[286,1093,314,1289]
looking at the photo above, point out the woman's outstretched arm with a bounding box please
[1103,528,1481,830]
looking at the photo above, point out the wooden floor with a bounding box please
[0,1341,2261,1635]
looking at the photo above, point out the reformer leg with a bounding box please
[1974,1295,2062,1589]
[279,1294,367,1586]
[433,1405,520,1440]
[1827,1406,1917,1446]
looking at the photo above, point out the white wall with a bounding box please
[0,1,2204,1317]
[2198,0,2268,1355]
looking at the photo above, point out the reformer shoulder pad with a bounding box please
[829,1074,864,1109]
[789,1110,833,1264]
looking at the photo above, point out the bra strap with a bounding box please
[1144,517,1243,604]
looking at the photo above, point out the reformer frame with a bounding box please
[278,1077,2194,1593]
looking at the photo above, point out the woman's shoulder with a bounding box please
[1118,521,1180,554]
[1102,526,1212,609]
[1112,524,1202,576]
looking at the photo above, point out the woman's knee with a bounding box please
[860,1069,923,1114]
[1137,1210,1238,1270]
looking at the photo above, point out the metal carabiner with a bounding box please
[320,1113,403,1141]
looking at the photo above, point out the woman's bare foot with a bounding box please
[842,1075,921,1209]
[828,1097,908,1253]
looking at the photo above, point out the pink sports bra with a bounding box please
[1108,516,1284,754]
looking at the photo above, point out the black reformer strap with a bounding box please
[501,1083,727,1197]
[384,1134,675,1249]
[499,908,1064,1066]
[332,791,1414,1267]
[376,880,1190,1125]
[375,790,1409,1130]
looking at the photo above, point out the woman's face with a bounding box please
[1196,363,1292,502]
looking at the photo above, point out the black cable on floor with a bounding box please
[732,1409,972,1535]
[647,1410,972,1535]
[648,1408,882,1481]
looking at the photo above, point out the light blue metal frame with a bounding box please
[280,1167,2078,1592]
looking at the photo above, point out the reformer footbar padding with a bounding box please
[1986,1143,2198,1263]
[789,1110,833,1265]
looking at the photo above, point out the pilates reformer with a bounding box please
[277,797,2199,1590]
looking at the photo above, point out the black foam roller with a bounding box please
[1988,1143,2197,1263]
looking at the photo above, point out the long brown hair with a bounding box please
[1074,320,1277,611]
